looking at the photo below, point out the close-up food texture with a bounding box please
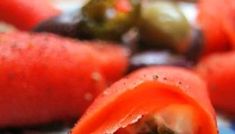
[0,0,235,134]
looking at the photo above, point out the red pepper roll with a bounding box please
[0,0,60,30]
[196,52,235,116]
[197,0,230,55]
[221,0,235,49]
[0,32,128,128]
[197,0,235,55]
[90,44,129,84]
[72,67,218,134]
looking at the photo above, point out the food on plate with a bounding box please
[35,0,203,57]
[5,0,235,58]
[35,0,139,41]
[1,0,235,133]
[196,52,235,116]
[72,67,218,134]
[0,0,60,30]
[0,32,128,128]
[34,0,235,57]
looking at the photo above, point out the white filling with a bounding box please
[154,105,198,134]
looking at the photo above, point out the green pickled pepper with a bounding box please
[78,0,140,41]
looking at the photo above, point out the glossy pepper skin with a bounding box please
[197,0,232,55]
[72,67,218,134]
[196,52,235,116]
[0,0,59,30]
[220,0,235,49]
[0,32,128,128]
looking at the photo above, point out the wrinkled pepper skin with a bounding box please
[72,67,218,134]
[0,32,128,128]
[0,0,60,30]
[196,52,235,116]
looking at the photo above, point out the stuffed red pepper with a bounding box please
[72,67,218,134]
[196,52,235,116]
[0,0,59,30]
[197,0,235,55]
[0,32,128,128]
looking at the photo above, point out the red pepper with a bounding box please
[0,32,128,127]
[196,52,235,116]
[0,0,60,30]
[72,67,218,134]
[197,0,230,55]
[221,0,235,49]
[89,43,129,84]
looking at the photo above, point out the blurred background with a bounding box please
[0,0,86,32]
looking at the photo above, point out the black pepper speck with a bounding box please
[153,75,159,80]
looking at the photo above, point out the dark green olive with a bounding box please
[78,0,140,41]
[138,0,191,54]
[34,0,140,42]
